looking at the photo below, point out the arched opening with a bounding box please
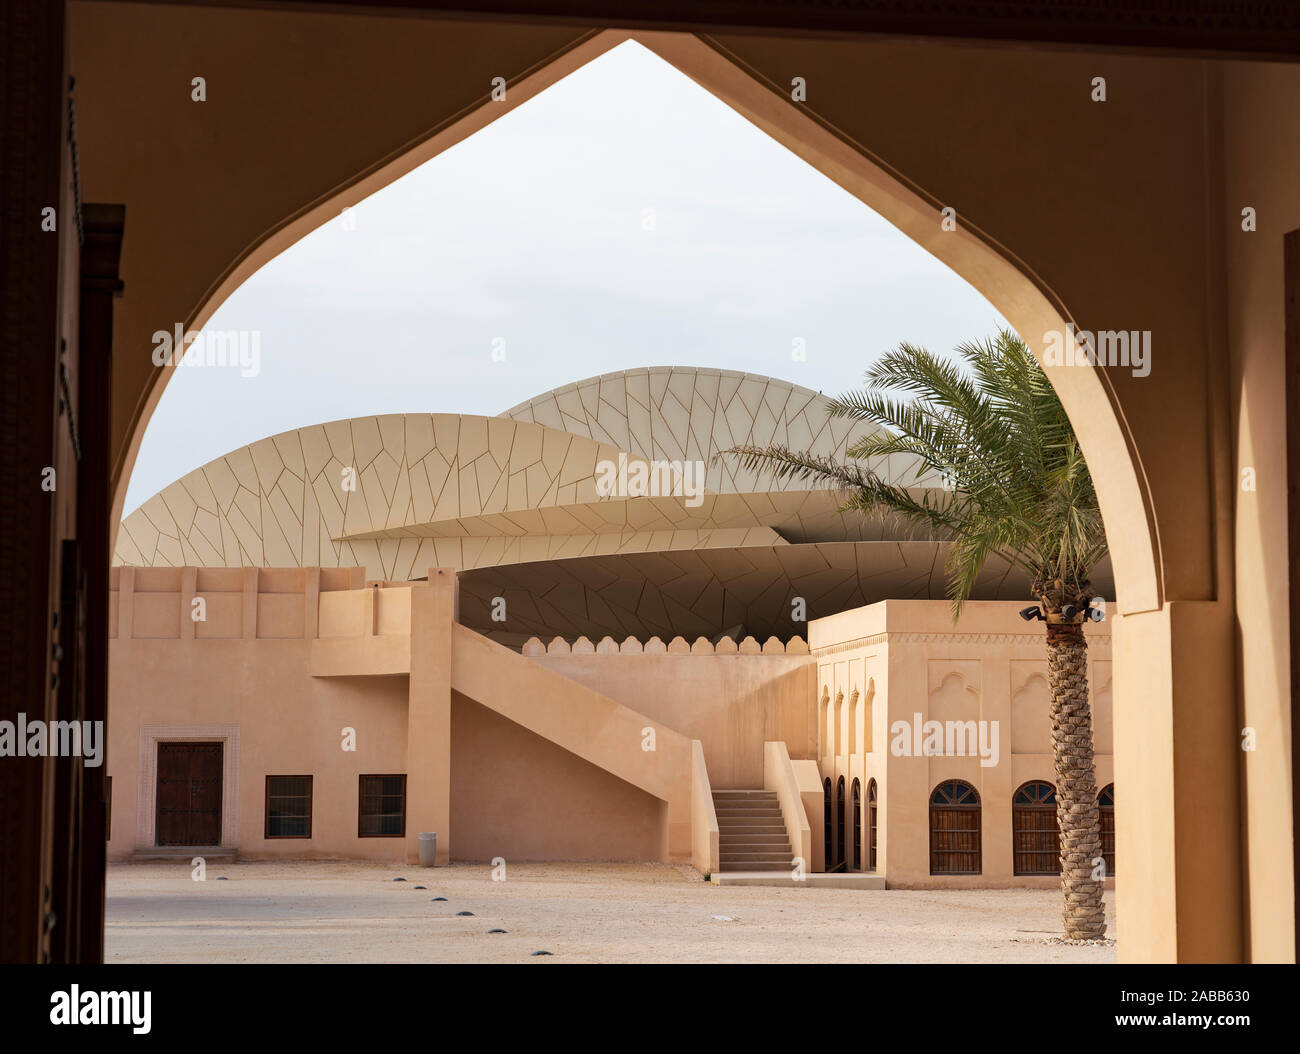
[109,30,1164,631]
[1098,783,1116,879]
[1012,780,1060,876]
[930,780,981,875]
[866,778,878,873]
[835,776,846,870]
[850,778,861,871]
[98,24,1190,958]
[822,777,832,872]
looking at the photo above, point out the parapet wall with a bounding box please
[110,566,411,641]
[522,633,809,656]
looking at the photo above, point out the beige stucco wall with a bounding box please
[528,652,815,787]
[108,567,698,864]
[1222,61,1300,964]
[109,565,411,861]
[109,569,1124,895]
[107,640,411,862]
[450,694,667,862]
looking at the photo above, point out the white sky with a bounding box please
[124,40,1006,514]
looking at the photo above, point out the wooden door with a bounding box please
[929,780,982,874]
[156,743,223,846]
[1012,781,1060,875]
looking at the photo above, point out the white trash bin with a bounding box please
[418,832,437,867]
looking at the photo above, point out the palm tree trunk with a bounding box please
[1046,621,1106,939]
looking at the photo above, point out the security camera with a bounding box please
[1087,597,1106,622]
[1019,605,1043,621]
[1061,604,1078,619]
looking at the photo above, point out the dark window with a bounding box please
[265,775,313,839]
[1012,780,1060,875]
[835,776,846,869]
[867,778,878,872]
[1097,783,1116,877]
[359,774,406,837]
[929,779,981,874]
[851,778,862,870]
[823,778,832,870]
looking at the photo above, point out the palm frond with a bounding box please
[718,328,1108,619]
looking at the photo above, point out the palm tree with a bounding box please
[725,329,1108,940]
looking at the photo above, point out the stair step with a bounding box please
[720,827,789,836]
[718,861,791,872]
[722,846,793,856]
[716,806,783,812]
[721,851,795,861]
[131,846,237,863]
[720,835,791,845]
[717,818,786,824]
[712,810,780,821]
[712,790,777,798]
[716,816,784,823]
[720,832,788,840]
[715,807,784,816]
[717,816,784,824]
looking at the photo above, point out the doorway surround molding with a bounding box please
[136,725,240,849]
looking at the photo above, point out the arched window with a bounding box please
[850,778,862,870]
[823,777,832,871]
[867,778,878,872]
[1097,783,1116,878]
[1012,780,1060,875]
[835,776,846,869]
[929,780,981,874]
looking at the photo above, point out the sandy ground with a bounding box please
[105,860,1117,964]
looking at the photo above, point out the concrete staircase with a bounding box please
[713,789,793,872]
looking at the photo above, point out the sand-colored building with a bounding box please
[10,0,1294,966]
[107,562,1113,890]
[109,374,1115,885]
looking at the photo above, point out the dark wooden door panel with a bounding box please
[190,743,222,845]
[156,743,222,846]
[156,744,188,845]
